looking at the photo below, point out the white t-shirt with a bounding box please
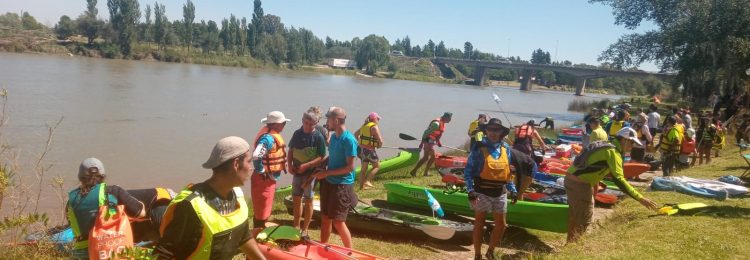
[647,111,661,129]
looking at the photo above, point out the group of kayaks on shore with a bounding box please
[27,101,724,260]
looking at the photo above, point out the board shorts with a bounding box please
[564,175,594,235]
[251,172,278,223]
[319,181,357,221]
[292,174,316,199]
[357,147,379,163]
[421,139,437,152]
[470,192,508,214]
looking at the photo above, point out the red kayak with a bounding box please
[623,162,650,179]
[257,239,383,260]
[435,154,467,168]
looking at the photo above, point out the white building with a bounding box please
[328,58,357,69]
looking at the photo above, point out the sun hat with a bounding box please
[486,118,510,137]
[79,157,105,179]
[368,112,381,120]
[261,111,291,124]
[615,127,642,146]
[202,136,251,169]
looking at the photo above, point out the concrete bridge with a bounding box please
[433,57,674,95]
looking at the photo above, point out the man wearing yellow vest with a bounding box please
[659,116,681,176]
[467,114,488,148]
[155,136,265,260]
[604,110,630,139]
[251,111,290,228]
[464,118,534,260]
[354,112,383,190]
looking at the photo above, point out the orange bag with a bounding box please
[88,205,134,260]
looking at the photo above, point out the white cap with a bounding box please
[615,127,642,146]
[79,157,105,179]
[202,136,250,169]
[686,128,696,138]
[261,111,291,124]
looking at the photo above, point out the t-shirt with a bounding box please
[288,127,327,175]
[326,130,358,185]
[647,112,661,129]
[589,127,609,143]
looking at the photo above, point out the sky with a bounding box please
[2,0,659,71]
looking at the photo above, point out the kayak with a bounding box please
[356,148,419,175]
[256,226,384,260]
[434,153,467,168]
[385,182,569,233]
[283,196,473,243]
[622,162,650,179]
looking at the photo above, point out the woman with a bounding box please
[631,113,652,162]
[66,158,146,259]
[354,112,383,190]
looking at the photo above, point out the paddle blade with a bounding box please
[418,224,456,240]
[424,189,445,218]
[399,133,419,141]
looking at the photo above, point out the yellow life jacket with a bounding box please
[358,121,380,149]
[659,127,681,154]
[468,120,479,136]
[476,146,512,189]
[608,120,625,137]
[254,127,287,173]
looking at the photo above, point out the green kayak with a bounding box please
[355,148,419,176]
[385,182,569,233]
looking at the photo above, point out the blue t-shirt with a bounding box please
[253,133,281,180]
[326,130,358,184]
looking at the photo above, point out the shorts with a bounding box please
[421,139,436,151]
[564,175,594,234]
[251,173,277,221]
[319,180,357,221]
[357,147,379,163]
[292,174,316,199]
[470,192,508,214]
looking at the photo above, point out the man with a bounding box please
[588,117,609,143]
[538,116,555,129]
[287,109,327,234]
[410,112,452,177]
[682,108,693,130]
[468,114,488,147]
[155,136,265,260]
[659,116,681,176]
[565,128,658,243]
[311,107,358,249]
[647,104,661,137]
[354,112,384,190]
[251,111,290,228]
[605,110,630,139]
[512,120,547,156]
[464,118,534,260]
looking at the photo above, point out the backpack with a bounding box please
[571,141,615,175]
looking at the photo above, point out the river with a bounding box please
[0,52,615,215]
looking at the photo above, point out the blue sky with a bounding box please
[3,0,658,70]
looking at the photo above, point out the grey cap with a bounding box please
[202,136,251,169]
[79,157,105,179]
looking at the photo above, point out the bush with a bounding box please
[153,49,183,63]
[99,43,121,59]
[387,62,398,72]
[568,98,612,112]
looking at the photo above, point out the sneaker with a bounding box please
[485,251,496,260]
[300,230,308,237]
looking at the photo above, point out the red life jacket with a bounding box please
[426,118,445,141]
[680,137,696,155]
[516,124,533,140]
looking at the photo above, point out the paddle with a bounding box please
[355,199,457,240]
[398,133,467,153]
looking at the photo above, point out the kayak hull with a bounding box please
[623,162,650,179]
[356,149,419,176]
[258,240,383,260]
[385,182,569,233]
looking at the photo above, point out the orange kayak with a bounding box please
[257,240,384,260]
[434,154,468,168]
[623,162,650,179]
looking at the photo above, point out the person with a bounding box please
[463,118,534,260]
[565,128,658,243]
[155,136,265,260]
[682,108,693,129]
[354,112,384,190]
[538,116,555,129]
[605,110,630,139]
[631,113,653,162]
[588,117,609,143]
[251,111,290,228]
[66,158,146,259]
[582,108,601,146]
[735,115,749,144]
[647,104,661,137]
[709,93,719,110]
[712,116,725,157]
[127,187,176,242]
[695,117,715,165]
[678,128,696,170]
[310,106,358,249]
[287,108,327,234]
[600,108,611,126]
[410,112,452,177]
[512,120,547,156]
[659,116,681,176]
[468,114,488,147]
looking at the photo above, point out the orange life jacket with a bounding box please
[515,124,533,139]
[426,118,445,141]
[254,126,287,173]
[681,137,696,155]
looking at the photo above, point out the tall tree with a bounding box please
[435,41,448,57]
[21,12,42,30]
[108,0,141,56]
[325,36,334,49]
[423,39,436,58]
[55,15,76,39]
[153,2,168,50]
[464,42,473,59]
[402,36,412,56]
[250,0,264,56]
[182,0,195,53]
[355,34,390,75]
[77,0,102,45]
[141,4,152,42]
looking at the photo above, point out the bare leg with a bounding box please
[320,215,332,243]
[333,220,353,248]
[366,161,380,187]
[487,213,507,257]
[410,153,429,176]
[472,211,487,257]
[292,196,303,229]
[423,149,436,176]
[302,198,314,232]
[359,160,370,189]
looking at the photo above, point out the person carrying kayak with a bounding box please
[659,116,681,176]
[538,116,554,129]
[155,136,265,260]
[287,107,327,235]
[463,118,534,260]
[66,158,146,259]
[565,128,658,243]
[512,120,547,156]
[468,114,488,148]
[310,106,359,249]
[251,111,290,228]
[354,112,384,190]
[410,112,452,177]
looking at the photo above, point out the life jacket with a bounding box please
[659,127,681,154]
[67,183,117,250]
[468,120,480,136]
[254,126,287,173]
[358,121,380,149]
[600,115,611,126]
[515,124,533,140]
[425,118,445,141]
[166,185,249,259]
[699,125,715,144]
[475,144,513,189]
[681,137,696,155]
[570,141,615,175]
[608,120,625,137]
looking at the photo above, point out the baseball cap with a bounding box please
[261,111,291,124]
[79,157,105,179]
[368,112,381,120]
[615,127,642,146]
[202,136,251,169]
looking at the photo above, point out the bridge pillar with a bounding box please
[575,78,587,96]
[473,66,487,86]
[520,70,533,91]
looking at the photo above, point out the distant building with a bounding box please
[328,58,357,69]
[390,50,404,56]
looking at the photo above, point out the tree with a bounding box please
[423,39,435,58]
[300,28,324,63]
[200,20,220,53]
[325,46,353,59]
[286,27,304,64]
[140,4,152,42]
[435,41,448,57]
[55,15,76,39]
[250,0,264,54]
[182,0,195,53]
[21,12,42,30]
[464,42,473,59]
[108,0,141,56]
[325,36,334,49]
[411,45,422,57]
[355,34,390,75]
[153,2,168,50]
[402,36,411,56]
[76,0,103,45]
[530,49,551,64]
